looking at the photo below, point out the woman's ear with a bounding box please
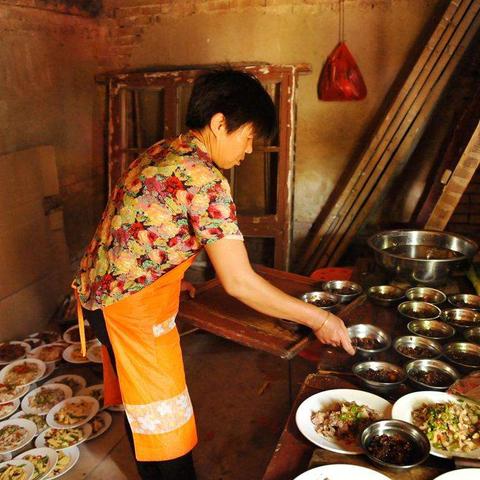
[209,113,227,138]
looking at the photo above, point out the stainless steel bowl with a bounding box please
[407,320,455,341]
[405,359,460,391]
[405,287,446,305]
[353,361,406,390]
[361,419,430,469]
[441,308,480,329]
[300,291,339,311]
[367,285,405,307]
[443,342,480,368]
[322,280,363,303]
[367,229,477,285]
[464,326,480,344]
[448,293,480,310]
[398,301,441,321]
[347,324,391,354]
[393,335,442,360]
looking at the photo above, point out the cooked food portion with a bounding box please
[0,344,26,363]
[415,328,450,338]
[410,369,454,388]
[403,308,435,319]
[49,450,70,477]
[0,403,16,419]
[412,401,480,453]
[55,377,83,394]
[384,245,462,260]
[397,345,437,359]
[16,414,47,433]
[23,338,42,349]
[67,326,94,343]
[54,400,91,426]
[361,368,400,383]
[367,433,415,465]
[0,385,25,404]
[44,427,85,449]
[23,454,49,480]
[90,414,106,436]
[32,332,59,344]
[31,345,64,363]
[84,388,104,409]
[311,401,380,444]
[447,350,480,367]
[331,286,358,295]
[0,464,27,480]
[351,336,383,350]
[4,363,40,386]
[68,347,87,362]
[29,388,66,412]
[308,298,336,308]
[0,425,27,451]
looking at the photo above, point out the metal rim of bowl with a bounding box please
[441,308,480,329]
[299,291,340,311]
[397,301,442,321]
[464,326,480,344]
[367,286,405,305]
[405,359,460,391]
[405,287,446,305]
[322,280,363,298]
[393,335,442,360]
[352,361,406,388]
[448,293,480,310]
[406,320,456,341]
[443,342,480,368]
[347,324,392,353]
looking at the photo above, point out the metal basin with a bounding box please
[367,230,477,285]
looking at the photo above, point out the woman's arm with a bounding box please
[205,238,355,355]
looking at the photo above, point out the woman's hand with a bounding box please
[313,312,355,355]
[181,280,196,298]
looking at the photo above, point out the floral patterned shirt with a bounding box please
[72,133,243,310]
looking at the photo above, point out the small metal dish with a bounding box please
[367,285,404,307]
[443,342,480,368]
[441,308,480,329]
[397,301,441,321]
[407,319,456,341]
[464,326,480,344]
[405,359,460,391]
[322,280,363,303]
[347,324,391,354]
[353,361,406,390]
[448,293,480,310]
[405,287,446,305]
[361,419,430,469]
[300,291,339,311]
[393,335,442,360]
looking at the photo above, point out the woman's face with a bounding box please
[212,123,254,170]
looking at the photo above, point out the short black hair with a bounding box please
[186,68,276,140]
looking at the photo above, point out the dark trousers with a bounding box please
[82,308,197,480]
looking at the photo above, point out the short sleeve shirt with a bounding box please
[72,133,243,310]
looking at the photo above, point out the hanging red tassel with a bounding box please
[318,41,367,101]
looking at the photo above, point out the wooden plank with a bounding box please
[297,0,477,272]
[425,121,480,230]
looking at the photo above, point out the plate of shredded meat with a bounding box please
[295,389,392,454]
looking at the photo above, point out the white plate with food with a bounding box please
[0,419,37,454]
[27,345,66,366]
[0,384,29,405]
[0,360,46,388]
[37,364,56,384]
[0,453,12,462]
[44,376,86,396]
[46,396,99,429]
[0,458,35,480]
[27,333,61,346]
[11,412,48,437]
[293,464,391,480]
[21,385,72,416]
[61,345,88,365]
[0,342,31,366]
[78,384,104,410]
[433,469,480,480]
[86,343,102,364]
[35,424,92,450]
[392,391,480,459]
[62,324,95,345]
[87,411,112,441]
[295,389,392,455]
[16,447,58,480]
[45,446,79,479]
[0,401,20,422]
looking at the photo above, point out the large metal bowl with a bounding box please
[353,361,406,390]
[407,319,456,341]
[347,324,391,354]
[441,308,480,329]
[393,335,442,360]
[443,342,480,368]
[367,285,405,307]
[300,291,339,311]
[405,359,459,391]
[367,230,477,285]
[398,301,441,321]
[448,293,480,310]
[405,287,446,305]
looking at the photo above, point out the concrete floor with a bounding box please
[60,328,315,480]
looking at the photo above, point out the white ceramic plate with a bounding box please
[0,341,31,366]
[86,342,102,364]
[21,384,73,415]
[0,384,29,404]
[11,411,48,437]
[0,359,46,388]
[0,400,20,421]
[27,332,61,345]
[35,424,92,450]
[295,389,392,455]
[45,446,79,479]
[87,411,112,441]
[0,453,12,462]
[0,458,35,480]
[16,447,58,480]
[44,375,86,396]
[62,323,93,345]
[0,418,37,454]
[47,396,99,429]
[61,345,89,364]
[78,384,104,410]
[27,344,66,365]
[392,391,480,459]
[293,464,391,480]
[433,469,480,480]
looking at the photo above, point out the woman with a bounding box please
[73,69,354,480]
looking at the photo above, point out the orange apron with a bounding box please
[76,257,197,461]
